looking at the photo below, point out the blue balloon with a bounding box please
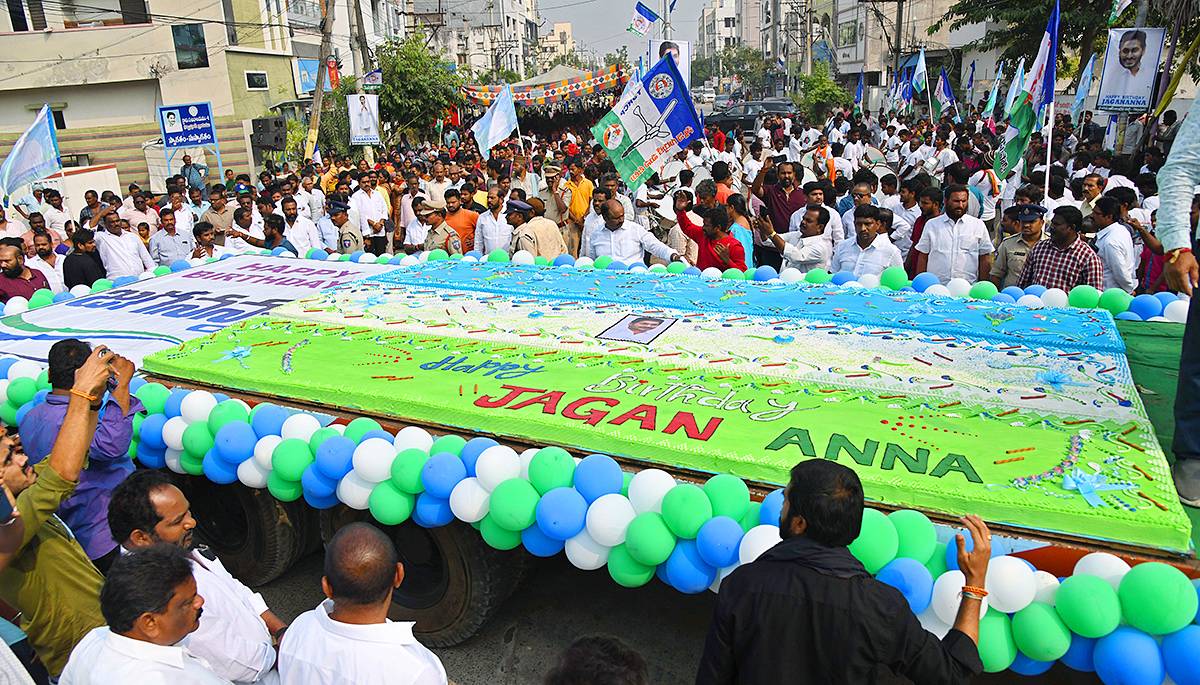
[1024,285,1048,297]
[830,270,857,285]
[1194,578,1200,623]
[385,255,403,265]
[876,557,934,614]
[52,291,74,303]
[991,293,1017,304]
[219,253,233,260]
[307,249,326,260]
[202,449,240,484]
[465,250,484,260]
[1009,651,1054,676]
[898,286,917,293]
[420,452,468,499]
[606,261,628,271]
[459,437,497,477]
[655,561,671,585]
[250,404,289,439]
[1059,632,1097,672]
[128,377,147,393]
[314,435,356,480]
[521,523,566,557]
[1155,291,1180,309]
[1002,286,1025,300]
[683,266,702,276]
[170,259,190,272]
[14,402,33,427]
[1129,294,1164,320]
[535,487,588,541]
[303,489,341,509]
[136,442,167,469]
[359,429,394,444]
[1115,311,1143,321]
[753,265,779,282]
[665,539,717,594]
[271,247,287,256]
[0,359,16,378]
[552,255,575,267]
[412,493,456,527]
[759,488,785,526]
[214,421,256,464]
[912,272,941,292]
[112,275,138,287]
[301,462,339,498]
[32,389,49,405]
[164,388,190,418]
[696,516,744,568]
[350,250,365,260]
[573,454,624,504]
[1162,624,1200,685]
[139,413,169,450]
[1093,627,1163,685]
[212,393,230,404]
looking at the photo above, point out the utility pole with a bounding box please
[350,0,375,164]
[893,0,903,78]
[304,0,334,161]
[805,1,813,75]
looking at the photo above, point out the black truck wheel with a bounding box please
[321,506,516,647]
[180,477,303,586]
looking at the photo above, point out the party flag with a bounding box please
[1071,54,1095,122]
[1004,57,1026,117]
[984,61,1004,117]
[471,84,518,160]
[0,104,60,205]
[854,70,864,114]
[996,0,1059,178]
[628,2,660,36]
[1109,0,1132,24]
[912,48,928,92]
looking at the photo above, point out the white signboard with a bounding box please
[1096,28,1167,113]
[348,93,381,145]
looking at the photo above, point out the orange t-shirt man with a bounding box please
[445,208,479,249]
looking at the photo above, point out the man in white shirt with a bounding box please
[302,176,325,220]
[350,171,389,255]
[579,188,612,254]
[829,204,903,277]
[792,183,843,248]
[510,160,540,200]
[425,164,451,204]
[1090,196,1139,292]
[278,523,446,685]
[167,190,195,238]
[913,184,995,284]
[969,155,1004,234]
[928,136,960,182]
[108,469,287,685]
[40,189,72,241]
[473,187,511,255]
[61,545,233,685]
[742,143,765,188]
[281,197,324,256]
[226,208,266,254]
[27,232,65,293]
[94,213,154,278]
[762,204,833,274]
[583,199,682,265]
[892,180,922,230]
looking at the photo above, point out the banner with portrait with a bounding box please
[348,93,381,145]
[649,39,691,91]
[1096,27,1166,113]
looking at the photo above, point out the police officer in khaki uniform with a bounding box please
[990,204,1047,289]
[421,200,463,255]
[510,198,569,260]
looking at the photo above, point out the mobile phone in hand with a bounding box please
[772,154,788,164]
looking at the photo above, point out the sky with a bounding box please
[539,0,705,63]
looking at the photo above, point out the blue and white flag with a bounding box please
[1004,58,1026,117]
[777,57,785,70]
[628,2,660,36]
[1071,53,1095,122]
[854,70,864,114]
[912,48,928,93]
[0,104,60,205]
[471,84,518,160]
[964,61,976,105]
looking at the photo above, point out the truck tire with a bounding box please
[180,477,302,586]
[321,507,513,647]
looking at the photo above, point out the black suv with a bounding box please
[706,100,793,135]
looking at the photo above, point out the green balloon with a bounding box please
[888,509,936,563]
[28,290,53,308]
[430,434,466,456]
[0,401,16,428]
[128,438,139,460]
[924,541,949,579]
[450,253,464,261]
[308,427,340,453]
[625,512,676,566]
[739,501,762,533]
[621,471,633,497]
[375,255,391,264]
[534,256,548,265]
[180,451,205,475]
[135,383,171,415]
[6,377,36,408]
[181,422,214,458]
[1118,561,1199,635]
[880,266,908,290]
[805,269,832,284]
[368,481,415,525]
[487,249,509,262]
[271,438,314,482]
[338,254,353,261]
[1067,285,1101,309]
[1054,574,1121,638]
[593,256,614,269]
[1012,602,1071,661]
[90,279,113,292]
[35,370,50,391]
[721,268,744,280]
[153,266,171,276]
[390,448,430,494]
[427,249,449,261]
[703,474,750,521]
[488,478,540,531]
[132,412,145,436]
[666,261,687,274]
[660,484,713,539]
[1097,288,1132,315]
[847,508,898,574]
[479,513,523,549]
[267,471,303,501]
[527,447,575,495]
[207,400,248,435]
[608,544,656,587]
[343,417,383,443]
[968,280,999,300]
[978,610,1018,673]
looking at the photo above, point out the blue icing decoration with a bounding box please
[774,335,794,343]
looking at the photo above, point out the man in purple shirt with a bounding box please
[18,339,140,574]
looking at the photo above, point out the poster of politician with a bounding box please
[348,93,381,145]
[649,39,691,93]
[1096,27,1166,113]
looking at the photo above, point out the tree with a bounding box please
[712,46,772,96]
[795,62,849,119]
[692,56,713,87]
[604,46,629,71]
[549,52,586,69]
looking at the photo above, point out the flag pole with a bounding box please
[1044,99,1054,193]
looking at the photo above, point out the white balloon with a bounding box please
[574,257,594,268]
[857,272,880,288]
[238,457,272,489]
[399,255,419,266]
[779,268,804,284]
[984,556,1037,613]
[627,469,676,514]
[474,445,521,491]
[0,380,8,404]
[564,528,611,570]
[946,278,972,297]
[6,359,42,380]
[629,264,648,273]
[710,563,740,594]
[585,493,637,547]
[162,416,189,452]
[325,252,341,261]
[511,250,535,265]
[738,524,782,565]
[842,281,863,288]
[138,271,156,280]
[3,298,28,316]
[518,448,538,480]
[164,448,186,475]
[1164,300,1189,323]
[253,435,282,471]
[337,471,375,509]
[1016,294,1044,308]
[701,267,723,279]
[1148,316,1170,322]
[393,425,433,452]
[449,477,490,522]
[328,423,346,435]
[1073,552,1131,591]
[188,257,205,266]
[461,255,479,262]
[352,438,398,483]
[917,606,952,639]
[280,413,322,442]
[179,390,217,424]
[1041,288,1069,308]
[69,284,91,297]
[356,253,375,263]
[932,570,989,624]
[1032,570,1060,606]
[925,284,952,297]
[418,250,431,262]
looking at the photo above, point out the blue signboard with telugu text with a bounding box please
[157,102,217,149]
[297,59,333,94]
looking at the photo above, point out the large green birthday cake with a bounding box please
[142,261,1192,551]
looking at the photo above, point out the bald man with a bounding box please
[581,199,681,266]
[277,523,446,685]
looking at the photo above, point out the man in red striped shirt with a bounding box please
[0,243,50,303]
[1016,206,1104,292]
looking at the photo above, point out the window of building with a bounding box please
[245,71,269,91]
[51,109,65,130]
[222,0,239,45]
[838,20,856,46]
[172,24,209,70]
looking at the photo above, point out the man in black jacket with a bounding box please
[696,460,990,685]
